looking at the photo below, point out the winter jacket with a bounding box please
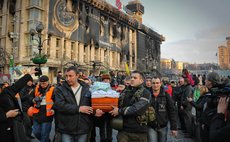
[118,84,151,133]
[53,80,92,135]
[150,88,177,130]
[210,113,230,142]
[0,74,33,141]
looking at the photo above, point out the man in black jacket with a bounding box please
[110,70,151,142]
[148,76,177,142]
[19,79,35,139]
[53,66,103,142]
[210,97,230,142]
[0,71,35,142]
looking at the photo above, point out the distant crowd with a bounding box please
[1,67,230,142]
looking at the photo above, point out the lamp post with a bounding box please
[30,22,44,56]
[9,15,19,83]
[30,22,51,77]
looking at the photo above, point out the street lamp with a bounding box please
[8,15,19,83]
[30,22,45,56]
[30,22,51,77]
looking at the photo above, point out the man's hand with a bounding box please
[95,109,104,117]
[29,67,38,75]
[109,106,119,117]
[217,97,229,114]
[79,106,93,114]
[171,130,177,137]
[187,97,193,102]
[6,109,20,118]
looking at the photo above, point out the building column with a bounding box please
[65,40,71,60]
[101,48,105,63]
[78,43,84,63]
[90,44,95,61]
[49,37,56,59]
[74,41,79,62]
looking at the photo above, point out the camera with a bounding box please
[33,96,42,108]
[35,67,42,76]
[207,83,230,110]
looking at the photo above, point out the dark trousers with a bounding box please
[90,113,113,142]
[117,131,147,142]
[0,129,15,142]
[23,112,33,138]
[178,108,186,130]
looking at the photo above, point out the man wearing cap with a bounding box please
[145,75,152,92]
[32,75,55,142]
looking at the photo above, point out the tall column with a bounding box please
[78,43,84,63]
[74,41,79,61]
[49,37,56,59]
[90,45,95,61]
[65,40,71,59]
[101,48,105,63]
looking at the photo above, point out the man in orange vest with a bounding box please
[32,75,54,142]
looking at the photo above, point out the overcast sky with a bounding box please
[108,0,230,63]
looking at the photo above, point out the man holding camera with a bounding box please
[32,75,54,142]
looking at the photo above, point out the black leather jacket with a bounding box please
[53,80,92,135]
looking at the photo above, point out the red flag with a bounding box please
[116,0,122,10]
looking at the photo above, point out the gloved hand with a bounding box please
[33,96,42,103]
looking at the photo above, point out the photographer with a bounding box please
[200,72,221,142]
[210,96,230,142]
[32,75,55,142]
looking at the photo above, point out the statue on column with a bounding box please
[66,0,78,13]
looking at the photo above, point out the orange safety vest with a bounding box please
[33,85,54,116]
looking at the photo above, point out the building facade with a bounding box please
[0,0,163,82]
[218,37,230,69]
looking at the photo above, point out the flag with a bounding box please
[10,55,14,67]
[125,62,130,76]
[116,0,122,10]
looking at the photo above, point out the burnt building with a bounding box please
[0,0,164,82]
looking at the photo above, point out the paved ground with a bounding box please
[31,122,194,142]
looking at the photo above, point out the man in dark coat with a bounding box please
[148,76,177,142]
[53,66,103,141]
[110,70,151,142]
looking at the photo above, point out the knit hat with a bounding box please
[145,75,152,80]
[206,72,220,86]
[101,74,111,80]
[39,75,49,82]
[0,76,10,85]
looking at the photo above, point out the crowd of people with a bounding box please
[0,67,230,142]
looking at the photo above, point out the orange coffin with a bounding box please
[91,97,118,112]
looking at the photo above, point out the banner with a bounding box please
[9,66,49,81]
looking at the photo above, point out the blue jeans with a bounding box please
[61,133,88,142]
[32,121,52,142]
[148,127,167,142]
